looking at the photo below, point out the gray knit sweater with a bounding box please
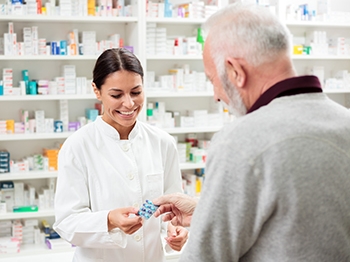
[180,93,350,262]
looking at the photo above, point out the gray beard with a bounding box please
[222,73,247,117]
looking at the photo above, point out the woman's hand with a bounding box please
[108,207,143,234]
[165,223,189,252]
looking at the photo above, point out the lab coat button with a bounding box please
[122,144,130,152]
[134,235,142,241]
[128,173,134,180]
[133,203,139,208]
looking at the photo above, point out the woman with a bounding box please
[53,48,188,262]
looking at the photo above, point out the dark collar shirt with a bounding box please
[247,75,323,114]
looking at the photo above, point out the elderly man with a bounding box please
[154,3,350,262]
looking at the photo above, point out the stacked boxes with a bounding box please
[22,219,41,245]
[0,150,10,173]
[0,221,12,238]
[2,68,13,95]
[189,110,208,127]
[14,122,24,134]
[37,80,49,95]
[193,72,207,91]
[14,182,24,207]
[59,0,72,16]
[146,23,156,56]
[20,110,30,134]
[43,148,59,171]
[179,2,205,19]
[23,27,32,55]
[33,154,46,171]
[0,236,20,254]
[63,65,76,94]
[82,31,96,56]
[155,27,167,55]
[176,143,191,163]
[4,22,16,56]
[60,100,69,132]
[25,0,38,15]
[38,38,47,55]
[6,120,15,134]
[34,110,45,133]
[85,109,99,122]
[10,159,29,173]
[0,181,14,211]
[204,4,219,18]
[12,221,22,244]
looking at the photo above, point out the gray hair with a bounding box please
[203,3,291,79]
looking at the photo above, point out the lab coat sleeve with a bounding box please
[53,142,127,249]
[160,134,184,248]
[163,135,183,195]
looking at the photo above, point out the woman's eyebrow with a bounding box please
[108,85,142,92]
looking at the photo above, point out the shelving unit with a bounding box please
[0,171,58,181]
[0,2,210,261]
[0,3,145,261]
[0,210,55,221]
[0,94,96,100]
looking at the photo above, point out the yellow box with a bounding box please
[293,45,303,55]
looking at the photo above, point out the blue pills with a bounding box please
[137,200,159,219]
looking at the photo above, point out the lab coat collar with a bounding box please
[95,116,140,141]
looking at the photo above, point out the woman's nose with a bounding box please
[123,94,134,107]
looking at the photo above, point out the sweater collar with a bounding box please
[247,75,322,114]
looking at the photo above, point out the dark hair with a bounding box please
[92,48,144,90]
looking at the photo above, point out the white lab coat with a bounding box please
[53,116,183,262]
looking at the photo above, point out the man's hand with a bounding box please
[153,193,197,227]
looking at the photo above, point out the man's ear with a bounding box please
[92,82,102,101]
[225,57,246,89]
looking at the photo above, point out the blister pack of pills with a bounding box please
[137,200,159,219]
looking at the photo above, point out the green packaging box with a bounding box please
[13,205,39,212]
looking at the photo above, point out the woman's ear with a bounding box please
[92,82,102,101]
[225,57,246,89]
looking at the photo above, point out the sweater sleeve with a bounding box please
[53,140,127,249]
[179,132,277,262]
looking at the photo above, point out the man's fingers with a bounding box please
[153,195,172,206]
[171,217,179,226]
[161,213,175,223]
[154,204,174,217]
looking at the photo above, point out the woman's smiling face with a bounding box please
[94,70,144,138]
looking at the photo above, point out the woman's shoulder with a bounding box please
[63,121,97,146]
[137,121,175,141]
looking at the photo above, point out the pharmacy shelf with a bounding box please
[286,20,350,28]
[0,209,54,220]
[146,17,205,24]
[180,162,206,170]
[0,171,58,181]
[146,91,213,98]
[1,244,75,261]
[0,15,138,23]
[147,55,202,60]
[292,55,350,60]
[0,132,72,141]
[164,126,222,134]
[0,55,98,60]
[0,244,75,262]
[0,94,96,101]
[0,164,207,180]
